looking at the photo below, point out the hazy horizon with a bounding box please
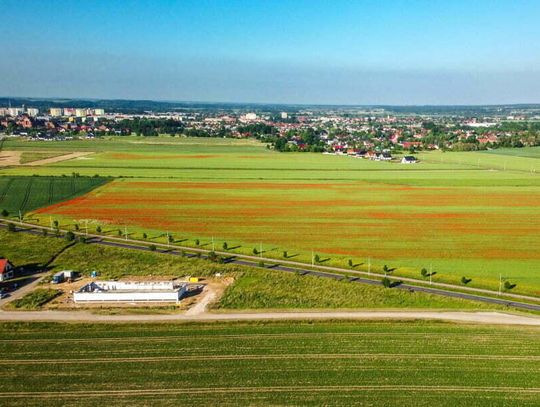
[2,0,540,105]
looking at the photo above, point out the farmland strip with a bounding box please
[1,385,539,398]
[3,353,539,365]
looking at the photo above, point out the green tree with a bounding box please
[65,231,75,241]
[0,209,8,217]
[96,226,102,233]
[222,242,228,250]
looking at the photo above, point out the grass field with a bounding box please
[0,321,538,406]
[0,175,108,215]
[1,137,538,296]
[0,229,502,310]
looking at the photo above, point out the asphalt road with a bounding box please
[2,222,540,312]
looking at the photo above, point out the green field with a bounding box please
[1,137,538,296]
[0,321,538,406]
[0,175,108,215]
[0,229,501,311]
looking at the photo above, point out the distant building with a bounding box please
[7,107,23,116]
[49,108,63,117]
[75,108,87,117]
[63,108,76,116]
[93,108,105,115]
[0,259,14,282]
[401,156,417,164]
[244,113,257,120]
[281,112,288,119]
[26,108,39,117]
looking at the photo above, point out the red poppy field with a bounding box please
[34,177,540,294]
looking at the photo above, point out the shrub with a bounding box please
[283,251,288,258]
[96,226,102,233]
[65,231,75,241]
[314,254,320,263]
[222,242,228,250]
[142,232,147,239]
[504,281,516,290]
[149,245,156,251]
[7,223,16,232]
[1,209,8,217]
[74,224,80,231]
[42,228,48,237]
[461,276,471,285]
[208,251,219,262]
[381,277,392,288]
[258,261,265,268]
[348,259,353,267]
[195,239,200,246]
[421,268,429,277]
[253,248,258,255]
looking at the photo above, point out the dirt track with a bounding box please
[0,151,21,166]
[0,151,92,166]
[0,310,538,325]
[23,151,92,166]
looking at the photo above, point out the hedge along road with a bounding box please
[1,219,540,313]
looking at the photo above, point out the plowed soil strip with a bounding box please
[3,353,539,365]
[1,385,539,398]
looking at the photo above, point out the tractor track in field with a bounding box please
[1,385,539,398]
[0,178,14,204]
[18,177,34,212]
[0,331,526,344]
[2,353,539,365]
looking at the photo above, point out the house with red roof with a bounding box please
[0,259,14,282]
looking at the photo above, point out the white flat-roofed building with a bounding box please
[26,108,39,117]
[73,280,188,303]
[49,108,63,117]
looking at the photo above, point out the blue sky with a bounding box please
[2,0,540,104]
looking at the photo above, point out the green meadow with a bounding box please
[1,137,538,296]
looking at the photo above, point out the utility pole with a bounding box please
[368,257,371,276]
[312,249,314,267]
[259,242,262,259]
[85,220,88,236]
[212,236,215,252]
[124,226,128,241]
[166,231,170,248]
[429,263,433,285]
[50,216,53,229]
[18,210,22,222]
[499,274,502,296]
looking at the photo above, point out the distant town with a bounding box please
[1,99,539,155]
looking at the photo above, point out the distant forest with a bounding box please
[2,97,540,116]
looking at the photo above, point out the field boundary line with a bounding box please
[1,385,539,398]
[2,353,539,365]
